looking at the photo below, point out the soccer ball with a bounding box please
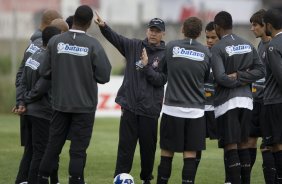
[113,173,135,184]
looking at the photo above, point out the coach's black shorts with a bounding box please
[160,113,206,152]
[263,103,282,146]
[205,111,218,140]
[217,108,251,148]
[249,101,264,137]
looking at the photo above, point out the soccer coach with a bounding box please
[37,5,112,184]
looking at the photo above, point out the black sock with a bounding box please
[274,151,282,184]
[262,150,276,184]
[224,152,230,183]
[238,149,251,184]
[195,151,202,170]
[182,158,197,184]
[69,175,84,184]
[37,174,49,184]
[157,156,173,184]
[249,148,257,170]
[225,149,241,184]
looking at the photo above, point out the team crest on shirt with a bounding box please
[225,44,252,56]
[152,57,160,68]
[269,47,274,52]
[25,57,40,70]
[172,46,205,61]
[26,43,40,54]
[57,42,89,56]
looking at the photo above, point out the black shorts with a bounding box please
[160,113,206,152]
[263,103,282,146]
[205,111,218,140]
[249,101,263,137]
[217,108,251,148]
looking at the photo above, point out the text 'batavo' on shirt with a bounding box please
[57,42,89,56]
[25,57,40,70]
[225,44,252,56]
[172,46,205,61]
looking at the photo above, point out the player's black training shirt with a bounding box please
[264,32,282,105]
[162,38,210,110]
[211,34,265,107]
[19,48,52,120]
[252,40,269,102]
[40,29,112,113]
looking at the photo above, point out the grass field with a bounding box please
[0,114,265,184]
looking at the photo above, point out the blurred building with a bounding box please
[0,0,265,76]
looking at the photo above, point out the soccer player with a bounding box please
[66,15,74,29]
[204,21,219,141]
[37,5,112,184]
[95,12,166,184]
[211,11,265,184]
[195,20,219,172]
[13,10,63,184]
[249,9,276,184]
[156,17,210,184]
[263,8,282,184]
[16,26,61,184]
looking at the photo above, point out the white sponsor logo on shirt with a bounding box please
[25,57,40,70]
[26,43,40,54]
[57,42,89,56]
[225,44,252,56]
[172,46,205,61]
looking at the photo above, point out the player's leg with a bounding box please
[266,103,282,183]
[218,109,242,184]
[182,116,205,184]
[68,113,94,184]
[114,109,138,177]
[138,116,158,183]
[27,116,50,184]
[157,114,179,184]
[238,108,252,184]
[15,118,32,184]
[38,111,71,183]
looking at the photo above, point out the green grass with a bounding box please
[0,114,264,184]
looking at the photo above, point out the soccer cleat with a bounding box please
[19,182,28,184]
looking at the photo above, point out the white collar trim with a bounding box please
[69,29,85,34]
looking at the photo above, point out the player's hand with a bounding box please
[94,11,105,27]
[140,48,148,66]
[228,72,237,80]
[17,105,26,115]
[11,106,18,114]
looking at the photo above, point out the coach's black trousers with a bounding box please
[114,109,158,181]
[38,111,94,184]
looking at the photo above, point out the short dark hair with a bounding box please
[182,17,202,39]
[250,9,266,26]
[66,15,74,29]
[263,8,282,30]
[42,26,61,46]
[214,11,232,30]
[205,21,215,32]
[73,5,93,27]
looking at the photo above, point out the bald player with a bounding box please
[50,18,69,33]
[13,10,64,184]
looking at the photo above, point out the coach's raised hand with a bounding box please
[94,11,105,27]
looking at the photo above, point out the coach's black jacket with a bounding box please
[99,24,167,118]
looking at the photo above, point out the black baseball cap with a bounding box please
[148,18,165,31]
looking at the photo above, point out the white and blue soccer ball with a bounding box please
[113,173,135,184]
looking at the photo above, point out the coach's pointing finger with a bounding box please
[94,11,105,27]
